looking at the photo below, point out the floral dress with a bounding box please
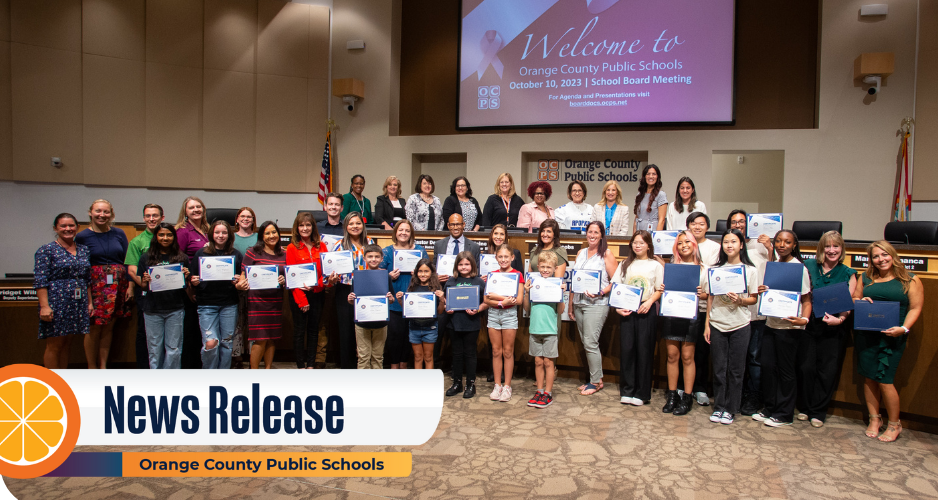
[33,242,92,339]
[405,193,443,231]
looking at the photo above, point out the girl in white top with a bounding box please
[554,181,593,232]
[754,229,812,427]
[565,221,618,395]
[666,177,707,230]
[705,228,759,425]
[613,230,664,405]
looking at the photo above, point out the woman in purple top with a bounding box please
[75,199,129,369]
[174,196,211,368]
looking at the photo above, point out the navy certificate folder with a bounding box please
[446,285,480,311]
[663,264,700,293]
[763,261,804,293]
[811,281,854,318]
[854,300,900,331]
[353,269,390,296]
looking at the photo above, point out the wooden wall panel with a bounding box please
[204,0,256,73]
[256,73,307,192]
[308,5,330,80]
[145,62,202,188]
[10,43,82,183]
[912,0,938,201]
[83,54,145,186]
[203,68,255,190]
[82,0,145,61]
[146,0,203,68]
[10,0,80,52]
[0,41,10,180]
[306,77,328,192]
[0,0,9,42]
[257,0,309,78]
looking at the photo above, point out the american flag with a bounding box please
[318,129,333,206]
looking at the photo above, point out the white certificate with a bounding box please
[571,270,602,294]
[285,263,318,289]
[660,291,699,319]
[529,277,563,303]
[652,231,680,255]
[149,264,185,292]
[708,265,747,295]
[245,265,279,290]
[320,251,354,275]
[747,213,783,239]
[436,254,457,275]
[355,296,389,322]
[478,254,500,275]
[758,289,801,318]
[484,272,520,297]
[403,292,436,318]
[199,256,235,281]
[320,234,342,248]
[609,283,643,311]
[394,249,423,273]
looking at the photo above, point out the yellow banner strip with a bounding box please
[122,452,411,477]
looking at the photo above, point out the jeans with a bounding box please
[711,324,751,414]
[289,290,324,368]
[744,319,766,395]
[144,309,185,369]
[197,304,237,369]
[574,304,608,384]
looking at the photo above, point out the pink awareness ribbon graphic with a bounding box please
[477,30,505,80]
[586,0,620,14]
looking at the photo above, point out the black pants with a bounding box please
[451,329,479,383]
[618,307,658,401]
[134,295,149,369]
[711,324,751,414]
[289,290,324,368]
[334,284,357,369]
[797,321,846,422]
[762,327,799,422]
[433,314,451,370]
[182,296,202,369]
[385,310,410,365]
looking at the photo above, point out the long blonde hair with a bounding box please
[175,196,211,235]
[865,240,914,293]
[598,180,622,205]
[493,173,516,197]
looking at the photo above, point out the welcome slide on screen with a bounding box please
[458,0,735,128]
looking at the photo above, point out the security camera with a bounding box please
[342,95,358,112]
[863,75,881,95]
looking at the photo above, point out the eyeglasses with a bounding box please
[730,220,746,227]
[533,192,546,196]
[448,223,463,228]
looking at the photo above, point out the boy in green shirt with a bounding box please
[523,251,562,408]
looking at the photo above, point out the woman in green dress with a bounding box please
[853,241,923,442]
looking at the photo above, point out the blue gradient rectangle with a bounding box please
[44,452,122,477]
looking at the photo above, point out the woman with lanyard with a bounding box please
[340,175,373,224]
[554,181,593,232]
[517,181,555,232]
[442,176,483,232]
[565,221,617,395]
[35,213,92,368]
[175,196,211,369]
[76,199,130,369]
[405,174,443,231]
[481,173,525,228]
[375,176,406,230]
[380,219,428,369]
[590,180,630,236]
[632,164,667,233]
[327,212,375,369]
[286,212,329,369]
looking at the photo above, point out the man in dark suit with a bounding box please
[433,214,481,370]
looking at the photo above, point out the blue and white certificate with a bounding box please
[571,270,602,294]
[485,272,520,297]
[320,234,342,248]
[758,289,801,318]
[478,254,500,275]
[245,265,279,290]
[652,231,680,255]
[149,264,185,292]
[320,250,354,275]
[747,213,783,239]
[394,249,423,273]
[660,291,699,319]
[609,283,643,311]
[708,265,747,295]
[285,263,318,289]
[199,256,235,281]
[355,296,389,322]
[436,254,458,275]
[529,277,563,303]
[403,292,436,318]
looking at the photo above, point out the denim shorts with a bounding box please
[487,306,519,329]
[409,327,438,345]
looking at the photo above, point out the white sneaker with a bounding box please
[752,411,769,422]
[620,396,634,405]
[765,417,792,427]
[709,411,723,423]
[631,398,644,406]
[499,385,512,402]
[489,384,503,401]
[720,412,735,425]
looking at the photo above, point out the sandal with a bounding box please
[580,382,603,396]
[878,420,902,442]
[865,414,883,438]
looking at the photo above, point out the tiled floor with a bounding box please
[8,370,938,499]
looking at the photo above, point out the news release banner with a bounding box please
[458,0,735,127]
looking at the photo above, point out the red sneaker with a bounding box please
[527,392,543,407]
[537,393,553,408]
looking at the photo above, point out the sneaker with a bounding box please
[765,417,792,427]
[752,411,769,423]
[631,398,644,407]
[620,396,634,405]
[445,381,463,397]
[720,412,735,425]
[528,392,544,407]
[710,411,723,423]
[499,385,512,402]
[797,412,808,421]
[537,393,553,408]
[490,384,503,401]
[810,418,824,428]
[694,392,710,406]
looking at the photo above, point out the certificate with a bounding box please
[609,283,643,311]
[485,272,520,297]
[245,265,279,290]
[758,289,801,318]
[529,277,563,303]
[403,292,437,318]
[663,263,700,293]
[478,254,500,275]
[660,291,699,319]
[285,263,318,289]
[747,213,783,239]
[353,269,389,296]
[446,285,480,311]
[854,300,901,331]
[149,264,185,292]
[436,254,458,275]
[763,261,804,293]
[394,249,423,273]
[811,281,854,318]
[320,251,354,275]
[355,296,389,322]
[571,270,601,294]
[652,231,680,255]
[199,256,235,281]
[708,265,747,295]
[320,234,342,248]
